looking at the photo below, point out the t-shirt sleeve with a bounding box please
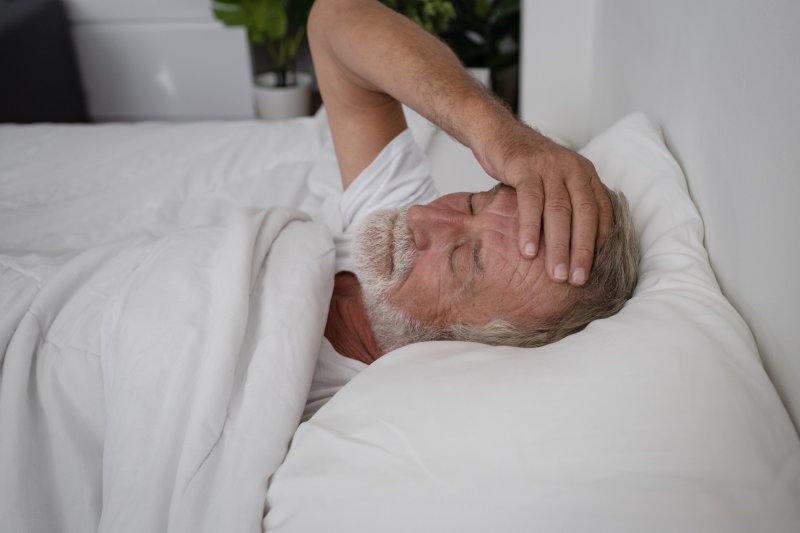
[332,129,438,274]
[340,129,439,232]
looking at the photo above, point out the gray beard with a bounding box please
[352,207,442,353]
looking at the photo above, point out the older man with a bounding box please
[304,0,638,415]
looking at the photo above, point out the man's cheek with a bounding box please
[418,270,452,322]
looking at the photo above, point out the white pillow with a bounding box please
[264,113,800,532]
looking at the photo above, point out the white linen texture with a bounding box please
[0,207,334,533]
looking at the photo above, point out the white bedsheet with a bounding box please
[0,206,334,532]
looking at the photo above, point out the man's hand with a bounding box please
[477,122,614,285]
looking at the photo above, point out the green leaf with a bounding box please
[474,0,489,19]
[212,1,247,26]
[261,0,288,40]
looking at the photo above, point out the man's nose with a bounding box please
[406,205,467,250]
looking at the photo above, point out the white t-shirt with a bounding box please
[303,129,438,420]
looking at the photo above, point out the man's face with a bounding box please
[354,185,575,351]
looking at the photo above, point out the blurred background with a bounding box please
[0,0,519,123]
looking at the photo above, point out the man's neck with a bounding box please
[325,272,382,365]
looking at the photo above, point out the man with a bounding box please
[304,0,638,416]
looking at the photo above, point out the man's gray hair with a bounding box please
[444,189,640,347]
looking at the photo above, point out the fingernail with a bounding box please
[524,242,537,257]
[554,263,568,281]
[571,267,587,285]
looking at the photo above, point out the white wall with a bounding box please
[519,0,595,147]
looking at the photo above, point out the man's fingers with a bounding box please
[567,177,599,286]
[514,178,545,258]
[500,142,610,285]
[541,178,572,282]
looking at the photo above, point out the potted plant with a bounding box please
[213,0,315,120]
[438,0,520,108]
[382,0,519,106]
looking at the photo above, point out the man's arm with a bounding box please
[308,0,613,286]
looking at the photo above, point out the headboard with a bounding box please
[520,0,800,433]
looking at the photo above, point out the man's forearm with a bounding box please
[308,0,525,161]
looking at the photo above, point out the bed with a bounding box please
[1,1,799,532]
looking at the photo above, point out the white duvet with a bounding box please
[0,115,359,532]
[0,206,334,532]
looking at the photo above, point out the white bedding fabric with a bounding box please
[0,109,436,533]
[0,115,324,532]
[263,113,800,532]
[0,113,434,533]
[0,207,334,532]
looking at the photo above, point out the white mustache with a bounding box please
[354,206,415,292]
[388,207,415,283]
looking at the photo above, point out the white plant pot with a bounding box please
[253,72,313,120]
